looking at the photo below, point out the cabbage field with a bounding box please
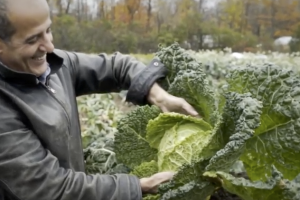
[78,44,300,200]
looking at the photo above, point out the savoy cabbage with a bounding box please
[114,43,300,200]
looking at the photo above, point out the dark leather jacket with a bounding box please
[0,49,167,200]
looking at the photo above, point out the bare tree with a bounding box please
[146,0,152,30]
[125,0,141,23]
[65,0,73,14]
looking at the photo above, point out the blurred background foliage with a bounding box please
[48,0,300,54]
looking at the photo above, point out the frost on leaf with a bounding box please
[241,118,300,181]
[205,92,263,171]
[158,160,215,200]
[154,43,204,90]
[160,180,215,200]
[130,160,158,178]
[205,166,300,200]
[114,105,161,169]
[226,64,300,181]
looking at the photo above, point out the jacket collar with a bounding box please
[0,51,64,85]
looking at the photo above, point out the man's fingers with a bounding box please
[181,101,200,117]
[151,171,175,184]
[160,106,169,113]
[140,171,175,194]
[157,95,200,118]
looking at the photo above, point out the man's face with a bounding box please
[0,0,54,77]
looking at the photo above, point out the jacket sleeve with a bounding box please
[0,100,142,200]
[56,49,168,105]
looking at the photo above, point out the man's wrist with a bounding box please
[147,83,169,105]
[140,177,152,194]
[126,59,168,105]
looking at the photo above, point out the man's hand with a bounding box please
[147,83,199,117]
[140,172,175,194]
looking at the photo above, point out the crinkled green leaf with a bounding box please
[143,194,160,200]
[154,43,204,90]
[158,160,215,200]
[114,105,161,168]
[168,68,217,124]
[206,92,263,171]
[146,113,212,149]
[130,160,158,178]
[241,118,300,181]
[205,166,300,200]
[155,119,223,199]
[146,113,212,171]
[226,64,300,180]
[160,180,215,200]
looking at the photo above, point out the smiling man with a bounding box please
[0,0,53,76]
[0,0,199,199]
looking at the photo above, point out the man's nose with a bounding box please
[39,33,54,53]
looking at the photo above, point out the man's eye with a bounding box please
[27,38,37,44]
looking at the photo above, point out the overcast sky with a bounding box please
[85,0,223,8]
[203,0,223,8]
[57,0,224,16]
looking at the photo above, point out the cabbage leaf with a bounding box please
[204,166,300,200]
[225,64,300,181]
[146,113,213,171]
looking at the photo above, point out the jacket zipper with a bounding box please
[40,81,71,135]
[45,84,56,94]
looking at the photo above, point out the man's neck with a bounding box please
[37,64,51,84]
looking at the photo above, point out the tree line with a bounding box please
[47,0,300,54]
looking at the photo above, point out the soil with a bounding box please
[210,188,242,200]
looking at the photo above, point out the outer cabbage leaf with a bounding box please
[205,92,263,171]
[143,194,160,200]
[114,105,161,169]
[159,160,215,200]
[130,160,158,178]
[226,64,300,180]
[146,113,213,171]
[204,166,300,200]
[160,180,214,200]
[168,68,217,124]
[154,43,204,90]
[241,118,300,181]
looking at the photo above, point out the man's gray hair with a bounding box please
[0,0,16,42]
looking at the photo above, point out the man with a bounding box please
[0,0,199,199]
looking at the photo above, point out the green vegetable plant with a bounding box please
[78,93,130,175]
[114,43,300,200]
